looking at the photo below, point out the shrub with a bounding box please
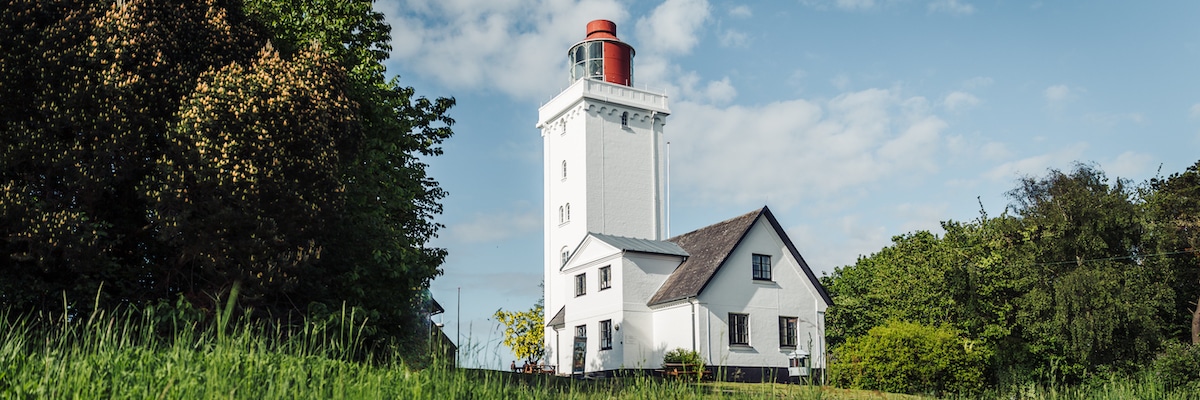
[830,320,989,396]
[1152,341,1200,391]
[663,348,705,372]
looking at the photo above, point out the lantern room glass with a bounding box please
[569,41,606,82]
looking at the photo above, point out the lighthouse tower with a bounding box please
[537,20,670,342]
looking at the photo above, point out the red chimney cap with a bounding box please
[586,20,618,39]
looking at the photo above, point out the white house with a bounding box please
[536,20,832,382]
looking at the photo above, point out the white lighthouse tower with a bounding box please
[536,19,670,360]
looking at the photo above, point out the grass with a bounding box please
[1,303,1194,399]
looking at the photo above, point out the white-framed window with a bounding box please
[779,316,798,348]
[599,265,611,290]
[575,273,586,297]
[561,247,570,267]
[559,206,564,224]
[752,254,772,281]
[729,313,749,346]
[575,324,587,339]
[600,320,613,350]
[565,203,570,221]
[562,160,567,180]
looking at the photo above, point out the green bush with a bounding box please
[1152,341,1200,391]
[830,320,989,396]
[663,348,705,371]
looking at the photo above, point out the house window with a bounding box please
[752,254,772,281]
[729,313,749,346]
[600,320,613,350]
[575,273,586,297]
[575,324,586,339]
[561,247,570,267]
[779,317,798,348]
[559,206,564,224]
[599,265,611,290]
[562,160,567,180]
[565,203,570,221]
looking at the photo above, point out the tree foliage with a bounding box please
[1,0,453,355]
[494,305,545,364]
[831,320,989,396]
[825,162,1198,387]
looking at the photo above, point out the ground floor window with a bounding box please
[729,313,749,345]
[779,316,798,347]
[600,320,613,350]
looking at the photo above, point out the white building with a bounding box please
[536,20,832,382]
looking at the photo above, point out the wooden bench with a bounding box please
[658,363,710,380]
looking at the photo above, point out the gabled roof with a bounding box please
[647,206,834,307]
[546,306,566,328]
[590,232,689,257]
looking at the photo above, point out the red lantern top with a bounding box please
[569,20,635,86]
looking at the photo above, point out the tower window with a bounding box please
[562,160,567,179]
[621,112,628,127]
[559,206,564,224]
[565,203,570,221]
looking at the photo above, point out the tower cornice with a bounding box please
[536,78,669,129]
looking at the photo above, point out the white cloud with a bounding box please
[962,76,993,89]
[670,88,949,208]
[1189,103,1200,118]
[719,29,749,47]
[1082,112,1144,127]
[943,91,980,112]
[446,209,540,243]
[927,0,975,15]
[729,5,752,18]
[1043,84,1075,106]
[380,0,627,100]
[634,0,711,55]
[979,141,1011,160]
[894,202,950,233]
[1103,151,1154,179]
[831,73,851,90]
[789,217,889,273]
[798,0,882,11]
[982,142,1088,182]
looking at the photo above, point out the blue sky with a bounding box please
[377,0,1200,368]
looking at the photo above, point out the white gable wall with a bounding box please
[620,252,683,369]
[696,217,828,370]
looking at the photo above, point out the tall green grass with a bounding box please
[0,299,841,399]
[8,298,1187,399]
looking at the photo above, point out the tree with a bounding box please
[1,0,454,356]
[1005,163,1173,381]
[831,320,990,396]
[495,305,545,364]
[1145,160,1200,344]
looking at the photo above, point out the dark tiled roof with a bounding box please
[648,208,762,306]
[590,233,689,257]
[546,306,566,327]
[646,206,834,307]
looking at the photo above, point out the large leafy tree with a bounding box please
[1006,164,1173,380]
[1,0,453,353]
[1145,160,1200,344]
